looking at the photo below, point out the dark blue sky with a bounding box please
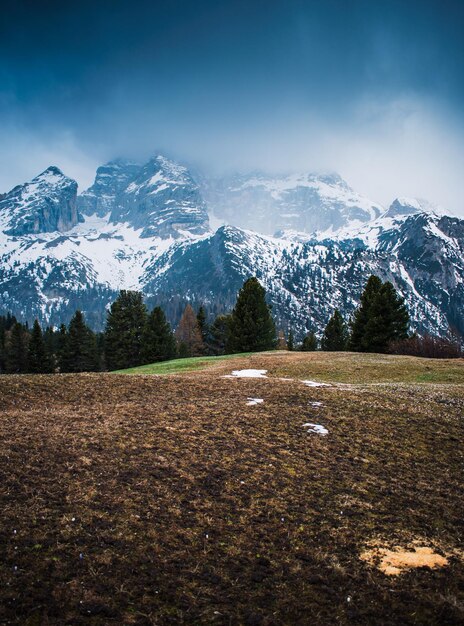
[1,0,463,212]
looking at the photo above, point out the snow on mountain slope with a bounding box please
[141,222,462,337]
[267,200,463,336]
[309,197,457,248]
[0,156,211,291]
[0,209,210,325]
[0,157,212,325]
[201,172,383,236]
[384,197,450,219]
[79,155,210,239]
[0,167,79,236]
[0,159,462,338]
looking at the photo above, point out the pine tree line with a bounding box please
[0,311,101,374]
[0,274,416,374]
[103,278,277,369]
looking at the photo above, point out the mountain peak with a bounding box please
[0,166,78,236]
[145,154,191,182]
[78,159,143,217]
[110,155,210,238]
[78,155,210,239]
[384,197,449,219]
[308,171,345,186]
[38,165,65,179]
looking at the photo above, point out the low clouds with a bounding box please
[0,92,462,216]
[0,124,99,192]
[322,96,464,213]
[0,1,462,214]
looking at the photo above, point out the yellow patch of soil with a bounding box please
[361,545,449,576]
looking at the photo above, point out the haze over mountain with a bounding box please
[201,172,384,236]
[1,1,463,215]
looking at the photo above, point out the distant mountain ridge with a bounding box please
[201,171,383,236]
[0,155,462,339]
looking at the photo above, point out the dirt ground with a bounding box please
[0,352,463,625]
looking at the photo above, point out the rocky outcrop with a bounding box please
[77,159,142,218]
[79,155,210,239]
[0,166,79,236]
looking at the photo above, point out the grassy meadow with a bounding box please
[117,350,464,384]
[0,351,463,624]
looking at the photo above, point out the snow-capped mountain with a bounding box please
[282,196,454,246]
[0,156,462,338]
[0,156,211,327]
[78,155,210,238]
[201,172,383,236]
[142,214,463,338]
[0,166,79,236]
[383,197,448,219]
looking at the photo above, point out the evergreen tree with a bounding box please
[287,330,294,351]
[226,277,276,353]
[301,331,318,351]
[56,323,70,372]
[0,313,18,372]
[28,319,52,373]
[0,313,17,372]
[321,310,349,351]
[349,275,382,351]
[141,306,176,363]
[66,310,99,372]
[96,332,105,370]
[175,304,204,357]
[196,306,209,350]
[209,314,232,355]
[0,332,3,374]
[43,326,58,371]
[104,290,148,370]
[362,282,409,353]
[5,322,29,373]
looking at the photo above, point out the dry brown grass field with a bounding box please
[0,352,463,625]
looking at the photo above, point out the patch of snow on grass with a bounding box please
[302,423,329,436]
[246,398,264,406]
[225,369,268,378]
[301,380,330,387]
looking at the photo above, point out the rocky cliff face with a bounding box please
[0,167,79,236]
[78,155,210,238]
[78,159,142,218]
